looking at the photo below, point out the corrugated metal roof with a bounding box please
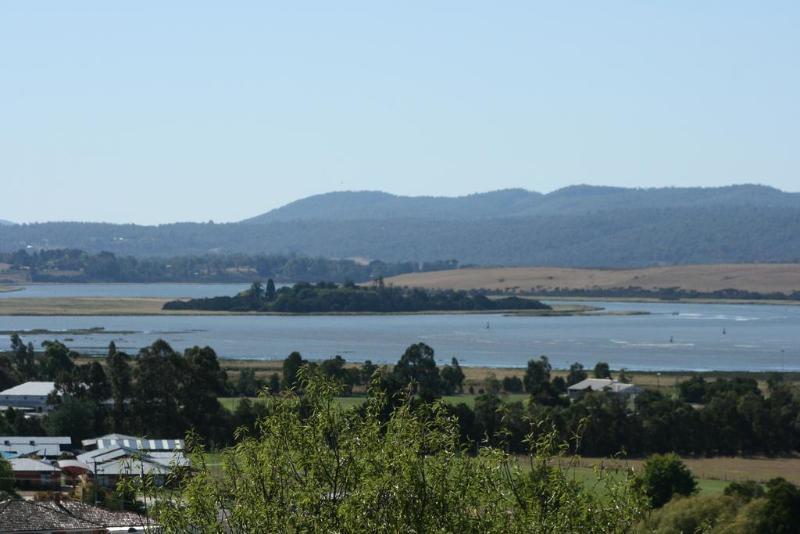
[9,458,60,473]
[0,436,71,445]
[82,433,184,451]
[77,447,188,475]
[0,444,63,457]
[0,382,55,396]
[57,459,93,472]
[77,447,188,476]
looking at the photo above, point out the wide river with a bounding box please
[0,284,798,371]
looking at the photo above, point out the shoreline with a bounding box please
[535,295,800,307]
[0,286,23,294]
[0,297,606,317]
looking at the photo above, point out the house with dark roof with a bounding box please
[0,498,158,533]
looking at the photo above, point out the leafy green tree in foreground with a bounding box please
[135,371,646,533]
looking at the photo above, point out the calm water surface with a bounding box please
[0,283,252,299]
[0,285,797,371]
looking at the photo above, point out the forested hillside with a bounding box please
[243,184,800,222]
[3,206,799,266]
[2,186,800,267]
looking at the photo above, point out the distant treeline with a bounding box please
[0,248,458,283]
[482,286,800,301]
[163,281,552,313]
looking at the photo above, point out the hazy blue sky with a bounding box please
[2,2,798,224]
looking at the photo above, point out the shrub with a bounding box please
[130,370,648,533]
[638,453,697,508]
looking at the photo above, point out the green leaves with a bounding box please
[143,371,646,533]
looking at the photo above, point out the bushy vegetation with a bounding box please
[637,477,800,533]
[131,371,648,533]
[163,280,551,313]
[637,453,697,508]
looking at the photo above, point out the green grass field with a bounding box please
[565,466,728,495]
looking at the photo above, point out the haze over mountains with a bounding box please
[244,185,800,223]
[2,185,800,267]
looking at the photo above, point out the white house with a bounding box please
[567,378,642,400]
[0,381,56,413]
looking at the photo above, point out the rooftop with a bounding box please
[0,382,55,397]
[9,457,61,473]
[0,436,71,445]
[82,433,184,451]
[567,378,641,393]
[0,499,154,532]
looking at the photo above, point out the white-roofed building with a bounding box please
[81,433,184,452]
[567,378,642,400]
[9,457,62,490]
[0,381,57,412]
[77,446,189,488]
[0,436,72,458]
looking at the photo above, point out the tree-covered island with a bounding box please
[162,280,552,313]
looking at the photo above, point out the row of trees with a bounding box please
[3,336,799,458]
[279,344,466,399]
[1,248,455,284]
[3,336,231,445]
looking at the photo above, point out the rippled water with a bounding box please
[0,285,798,371]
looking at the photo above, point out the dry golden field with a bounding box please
[0,297,175,315]
[385,263,800,295]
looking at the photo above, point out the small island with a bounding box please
[163,280,552,314]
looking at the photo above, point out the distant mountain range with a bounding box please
[2,185,800,267]
[0,220,14,226]
[243,185,800,222]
